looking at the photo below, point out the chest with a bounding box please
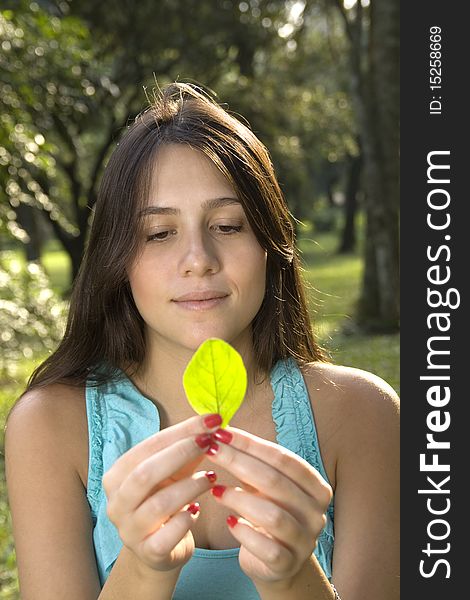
[188,394,280,549]
[77,375,337,551]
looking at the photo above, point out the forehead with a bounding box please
[148,143,237,204]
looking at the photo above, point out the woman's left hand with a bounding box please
[205,427,333,587]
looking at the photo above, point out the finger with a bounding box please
[138,505,199,564]
[211,486,307,552]
[122,471,216,545]
[214,427,332,505]
[206,443,325,528]
[108,436,213,517]
[103,413,222,495]
[228,517,295,574]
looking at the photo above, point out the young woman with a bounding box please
[5,83,399,600]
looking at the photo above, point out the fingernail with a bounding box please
[206,442,219,456]
[211,485,226,498]
[213,428,233,444]
[187,502,200,515]
[227,515,238,528]
[195,433,212,449]
[204,414,223,429]
[205,471,217,483]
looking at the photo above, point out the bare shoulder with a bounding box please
[298,361,399,487]
[5,384,101,597]
[6,382,89,487]
[300,360,399,419]
[6,382,87,434]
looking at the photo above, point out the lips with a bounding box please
[173,291,229,302]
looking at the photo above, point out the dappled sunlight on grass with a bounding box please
[300,235,362,330]
[324,333,400,395]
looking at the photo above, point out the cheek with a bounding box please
[236,245,267,294]
[127,265,146,299]
[126,256,165,306]
[256,259,268,302]
[251,243,267,273]
[254,251,267,285]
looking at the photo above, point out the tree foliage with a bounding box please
[0,0,399,333]
[0,0,398,328]
[0,259,66,378]
[1,1,358,282]
[1,1,130,279]
[324,0,399,330]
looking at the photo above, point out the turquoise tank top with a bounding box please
[85,357,335,598]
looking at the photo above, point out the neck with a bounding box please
[128,329,266,420]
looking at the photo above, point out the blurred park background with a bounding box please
[0,0,399,596]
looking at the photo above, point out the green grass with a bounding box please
[0,231,399,596]
[299,234,364,338]
[298,232,400,394]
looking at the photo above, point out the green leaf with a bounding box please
[183,338,247,428]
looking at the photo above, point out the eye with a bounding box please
[214,224,243,234]
[146,230,175,242]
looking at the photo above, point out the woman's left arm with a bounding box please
[323,369,400,600]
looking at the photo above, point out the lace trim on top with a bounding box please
[86,385,104,520]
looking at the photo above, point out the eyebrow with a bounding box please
[138,196,241,217]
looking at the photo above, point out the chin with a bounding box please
[180,325,239,350]
[184,331,229,349]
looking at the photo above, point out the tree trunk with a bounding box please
[338,152,362,254]
[62,224,88,293]
[15,203,42,262]
[333,0,400,331]
[356,0,399,330]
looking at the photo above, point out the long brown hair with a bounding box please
[27,82,326,390]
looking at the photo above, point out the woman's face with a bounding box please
[127,143,267,357]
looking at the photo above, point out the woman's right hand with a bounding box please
[102,413,222,574]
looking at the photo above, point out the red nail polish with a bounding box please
[213,428,233,444]
[204,414,223,429]
[206,442,219,456]
[195,433,212,449]
[205,471,217,483]
[187,502,200,515]
[227,515,238,528]
[211,484,226,498]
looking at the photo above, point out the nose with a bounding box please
[178,229,221,276]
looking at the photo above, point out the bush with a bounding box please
[0,259,66,379]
